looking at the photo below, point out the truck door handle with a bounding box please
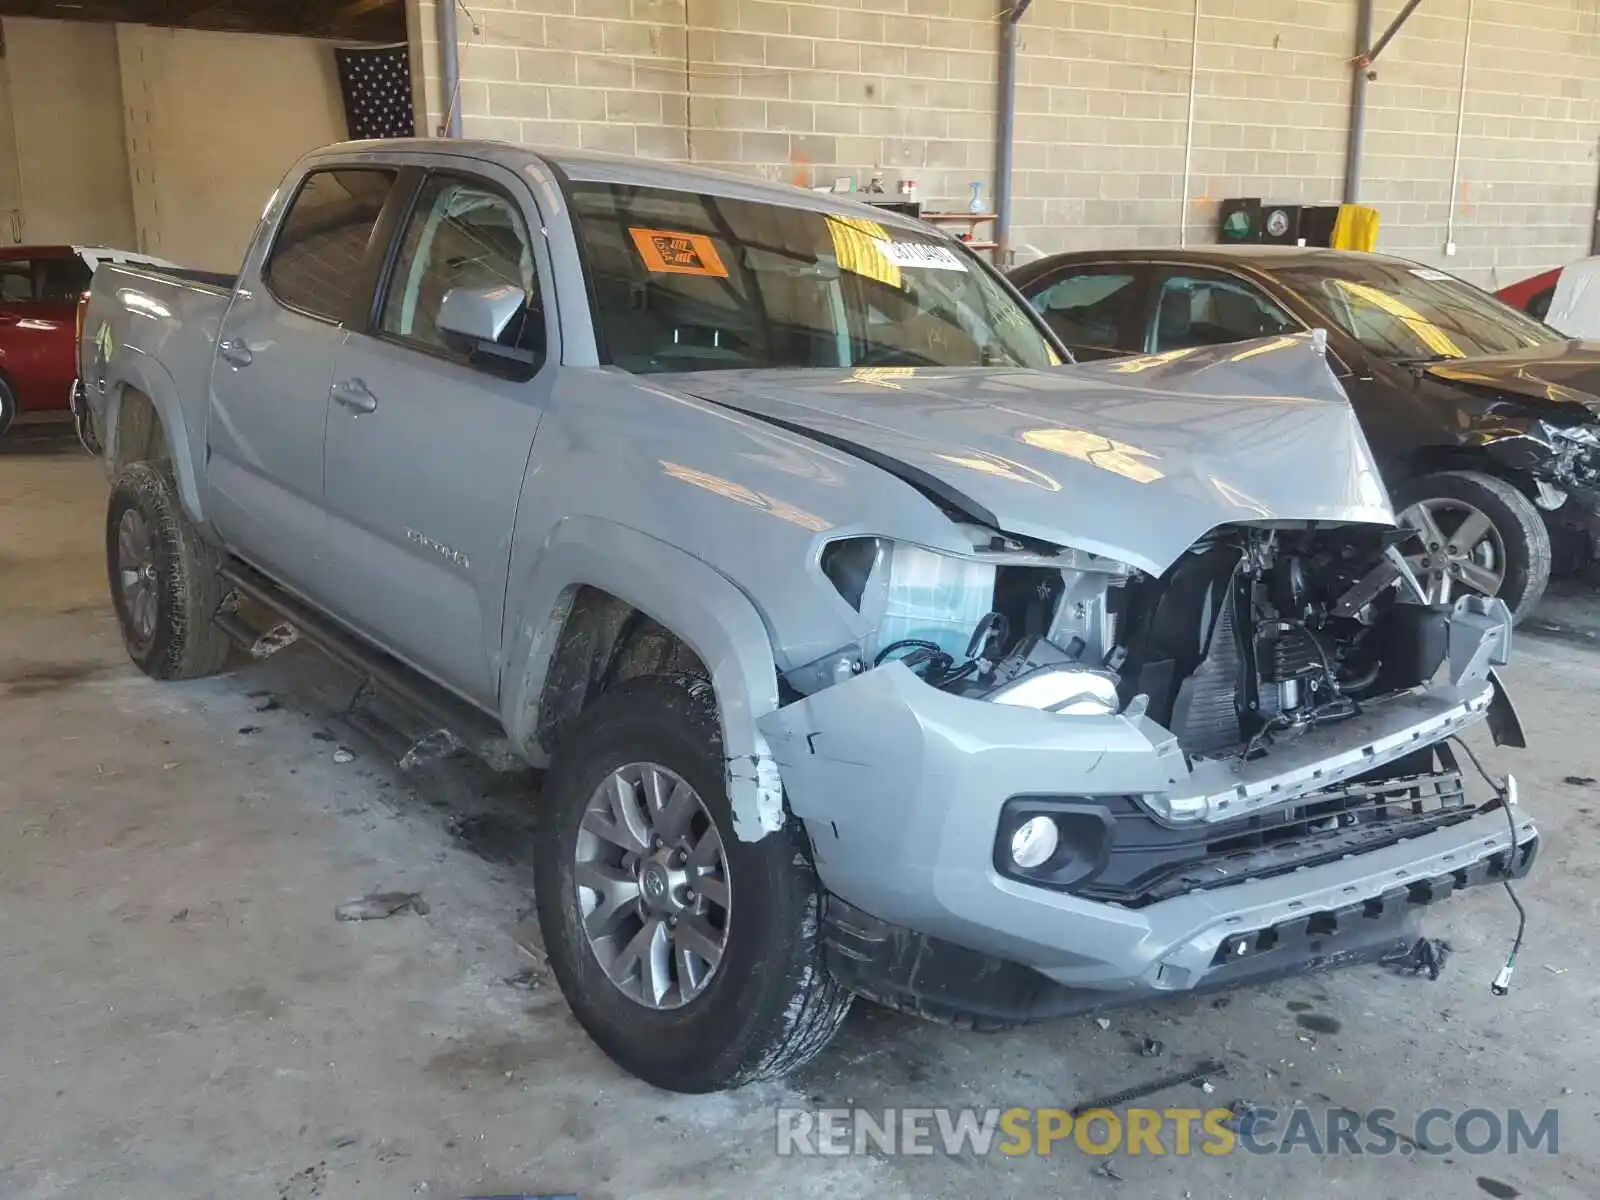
[331,378,377,414]
[218,338,252,367]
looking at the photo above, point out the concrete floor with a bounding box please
[3,434,1597,1200]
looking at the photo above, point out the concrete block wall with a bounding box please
[408,0,1600,286]
[411,0,1000,205]
[1363,0,1600,279]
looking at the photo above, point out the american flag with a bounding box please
[335,44,416,140]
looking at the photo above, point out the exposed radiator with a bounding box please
[1169,577,1242,756]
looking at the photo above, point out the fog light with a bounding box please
[1009,816,1059,869]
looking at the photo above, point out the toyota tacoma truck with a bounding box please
[79,140,1538,1094]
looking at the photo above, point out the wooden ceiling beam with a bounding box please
[0,0,406,42]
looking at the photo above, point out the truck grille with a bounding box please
[1078,769,1479,908]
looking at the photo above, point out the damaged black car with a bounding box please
[1008,246,1600,618]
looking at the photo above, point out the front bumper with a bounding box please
[822,806,1535,1024]
[759,601,1528,999]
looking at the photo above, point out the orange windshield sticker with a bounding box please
[628,228,729,277]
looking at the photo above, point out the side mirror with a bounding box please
[437,283,524,346]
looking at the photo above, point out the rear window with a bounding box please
[1028,270,1141,351]
[567,183,1056,374]
[265,168,396,324]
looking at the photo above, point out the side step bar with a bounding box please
[218,559,521,771]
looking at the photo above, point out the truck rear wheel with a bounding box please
[106,462,232,680]
[534,672,851,1092]
[1394,470,1551,621]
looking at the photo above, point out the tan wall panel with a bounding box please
[116,24,346,271]
[2,17,136,248]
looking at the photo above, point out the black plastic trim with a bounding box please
[994,765,1491,908]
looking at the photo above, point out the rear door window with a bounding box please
[0,255,93,304]
[0,259,34,303]
[36,255,92,303]
[1022,267,1146,358]
[265,168,397,324]
[1151,271,1298,351]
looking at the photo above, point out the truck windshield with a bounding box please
[1275,260,1563,363]
[568,183,1057,374]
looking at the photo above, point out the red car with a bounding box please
[1495,265,1564,321]
[0,245,172,438]
[1497,257,1600,341]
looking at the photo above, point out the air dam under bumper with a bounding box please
[758,605,1527,996]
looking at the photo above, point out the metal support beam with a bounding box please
[1343,0,1374,204]
[437,0,463,137]
[1361,0,1425,68]
[993,0,1032,267]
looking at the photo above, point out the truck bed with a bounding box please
[147,265,237,292]
[77,260,236,492]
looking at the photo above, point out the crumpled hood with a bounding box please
[672,334,1394,576]
[1423,341,1600,420]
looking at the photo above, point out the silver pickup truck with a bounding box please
[79,139,1538,1093]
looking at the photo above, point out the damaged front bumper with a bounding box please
[760,598,1533,1018]
[1483,420,1600,548]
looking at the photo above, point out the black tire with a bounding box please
[106,462,232,680]
[535,672,851,1092]
[0,375,14,438]
[1393,470,1551,621]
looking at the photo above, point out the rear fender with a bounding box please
[103,352,205,526]
[501,516,785,843]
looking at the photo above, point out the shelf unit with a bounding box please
[918,211,998,255]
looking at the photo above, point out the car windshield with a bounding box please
[568,183,1058,374]
[1274,259,1563,362]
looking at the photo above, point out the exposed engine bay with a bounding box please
[822,523,1449,763]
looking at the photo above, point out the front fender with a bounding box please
[103,349,206,526]
[501,515,785,843]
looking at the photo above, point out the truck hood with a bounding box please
[671,335,1394,576]
[1423,341,1600,421]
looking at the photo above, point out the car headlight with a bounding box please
[990,665,1122,715]
[822,537,997,663]
[822,535,1132,715]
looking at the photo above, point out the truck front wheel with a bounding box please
[534,672,851,1092]
[106,462,232,680]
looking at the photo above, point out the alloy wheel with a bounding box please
[116,508,159,650]
[1399,497,1505,604]
[573,762,731,1010]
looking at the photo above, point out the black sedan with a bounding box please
[1009,247,1600,618]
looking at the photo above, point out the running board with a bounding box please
[218,559,521,771]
